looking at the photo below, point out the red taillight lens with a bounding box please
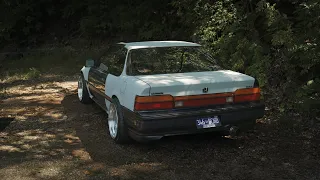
[174,93,233,108]
[134,95,174,111]
[234,93,260,102]
[177,97,227,107]
[134,88,261,111]
[134,101,173,111]
[135,95,173,103]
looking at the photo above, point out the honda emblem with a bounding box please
[203,87,209,93]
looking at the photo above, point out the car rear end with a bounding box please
[123,44,265,141]
[123,82,264,142]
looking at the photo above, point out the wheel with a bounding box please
[108,98,130,143]
[78,73,93,104]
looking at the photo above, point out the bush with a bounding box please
[0,0,319,122]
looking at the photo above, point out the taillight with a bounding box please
[134,88,261,111]
[234,87,260,95]
[174,93,233,108]
[234,88,260,102]
[134,95,174,111]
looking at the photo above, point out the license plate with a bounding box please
[196,116,221,129]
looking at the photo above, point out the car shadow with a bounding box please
[61,93,244,166]
[61,93,320,180]
[0,117,15,131]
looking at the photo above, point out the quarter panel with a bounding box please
[106,75,150,111]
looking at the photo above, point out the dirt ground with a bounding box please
[0,75,319,180]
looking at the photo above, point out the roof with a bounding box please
[119,41,201,50]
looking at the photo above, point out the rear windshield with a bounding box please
[128,46,221,75]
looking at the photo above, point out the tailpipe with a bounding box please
[229,126,240,136]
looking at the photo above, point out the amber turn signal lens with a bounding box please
[234,88,260,95]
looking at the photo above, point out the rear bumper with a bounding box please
[122,102,265,141]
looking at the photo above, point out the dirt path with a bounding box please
[1,76,319,180]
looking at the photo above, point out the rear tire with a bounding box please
[108,98,130,144]
[78,74,93,104]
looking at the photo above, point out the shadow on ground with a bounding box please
[0,77,319,180]
[61,93,320,180]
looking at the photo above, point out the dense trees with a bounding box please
[0,0,319,121]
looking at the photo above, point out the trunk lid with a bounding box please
[135,70,255,96]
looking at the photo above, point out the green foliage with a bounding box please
[187,0,320,120]
[0,0,319,121]
[24,67,41,79]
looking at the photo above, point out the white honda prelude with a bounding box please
[78,41,265,143]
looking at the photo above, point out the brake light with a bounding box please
[134,95,174,111]
[234,93,260,102]
[134,88,261,111]
[234,88,260,102]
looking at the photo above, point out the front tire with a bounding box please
[108,98,130,144]
[78,74,93,104]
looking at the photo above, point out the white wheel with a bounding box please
[108,103,119,139]
[78,74,92,104]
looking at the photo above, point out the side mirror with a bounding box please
[85,59,95,67]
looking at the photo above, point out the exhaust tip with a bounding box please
[229,126,240,136]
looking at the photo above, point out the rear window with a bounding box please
[127,46,221,75]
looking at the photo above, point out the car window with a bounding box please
[99,45,127,76]
[128,46,221,75]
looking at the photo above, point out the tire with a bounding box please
[108,98,130,144]
[78,73,93,104]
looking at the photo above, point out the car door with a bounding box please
[87,44,127,110]
[88,64,108,107]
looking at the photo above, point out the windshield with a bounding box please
[128,46,221,75]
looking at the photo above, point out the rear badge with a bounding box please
[151,92,164,95]
[203,87,209,93]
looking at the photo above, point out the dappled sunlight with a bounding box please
[0,145,22,152]
[0,77,92,178]
[137,70,251,88]
[72,148,92,161]
[0,128,84,160]
[176,78,201,84]
[0,79,77,123]
[0,159,88,179]
[64,133,81,145]
[1,72,319,179]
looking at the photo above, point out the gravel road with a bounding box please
[0,76,319,180]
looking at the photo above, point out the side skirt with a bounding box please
[91,97,108,112]
[88,83,112,112]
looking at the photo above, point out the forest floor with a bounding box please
[0,70,319,180]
